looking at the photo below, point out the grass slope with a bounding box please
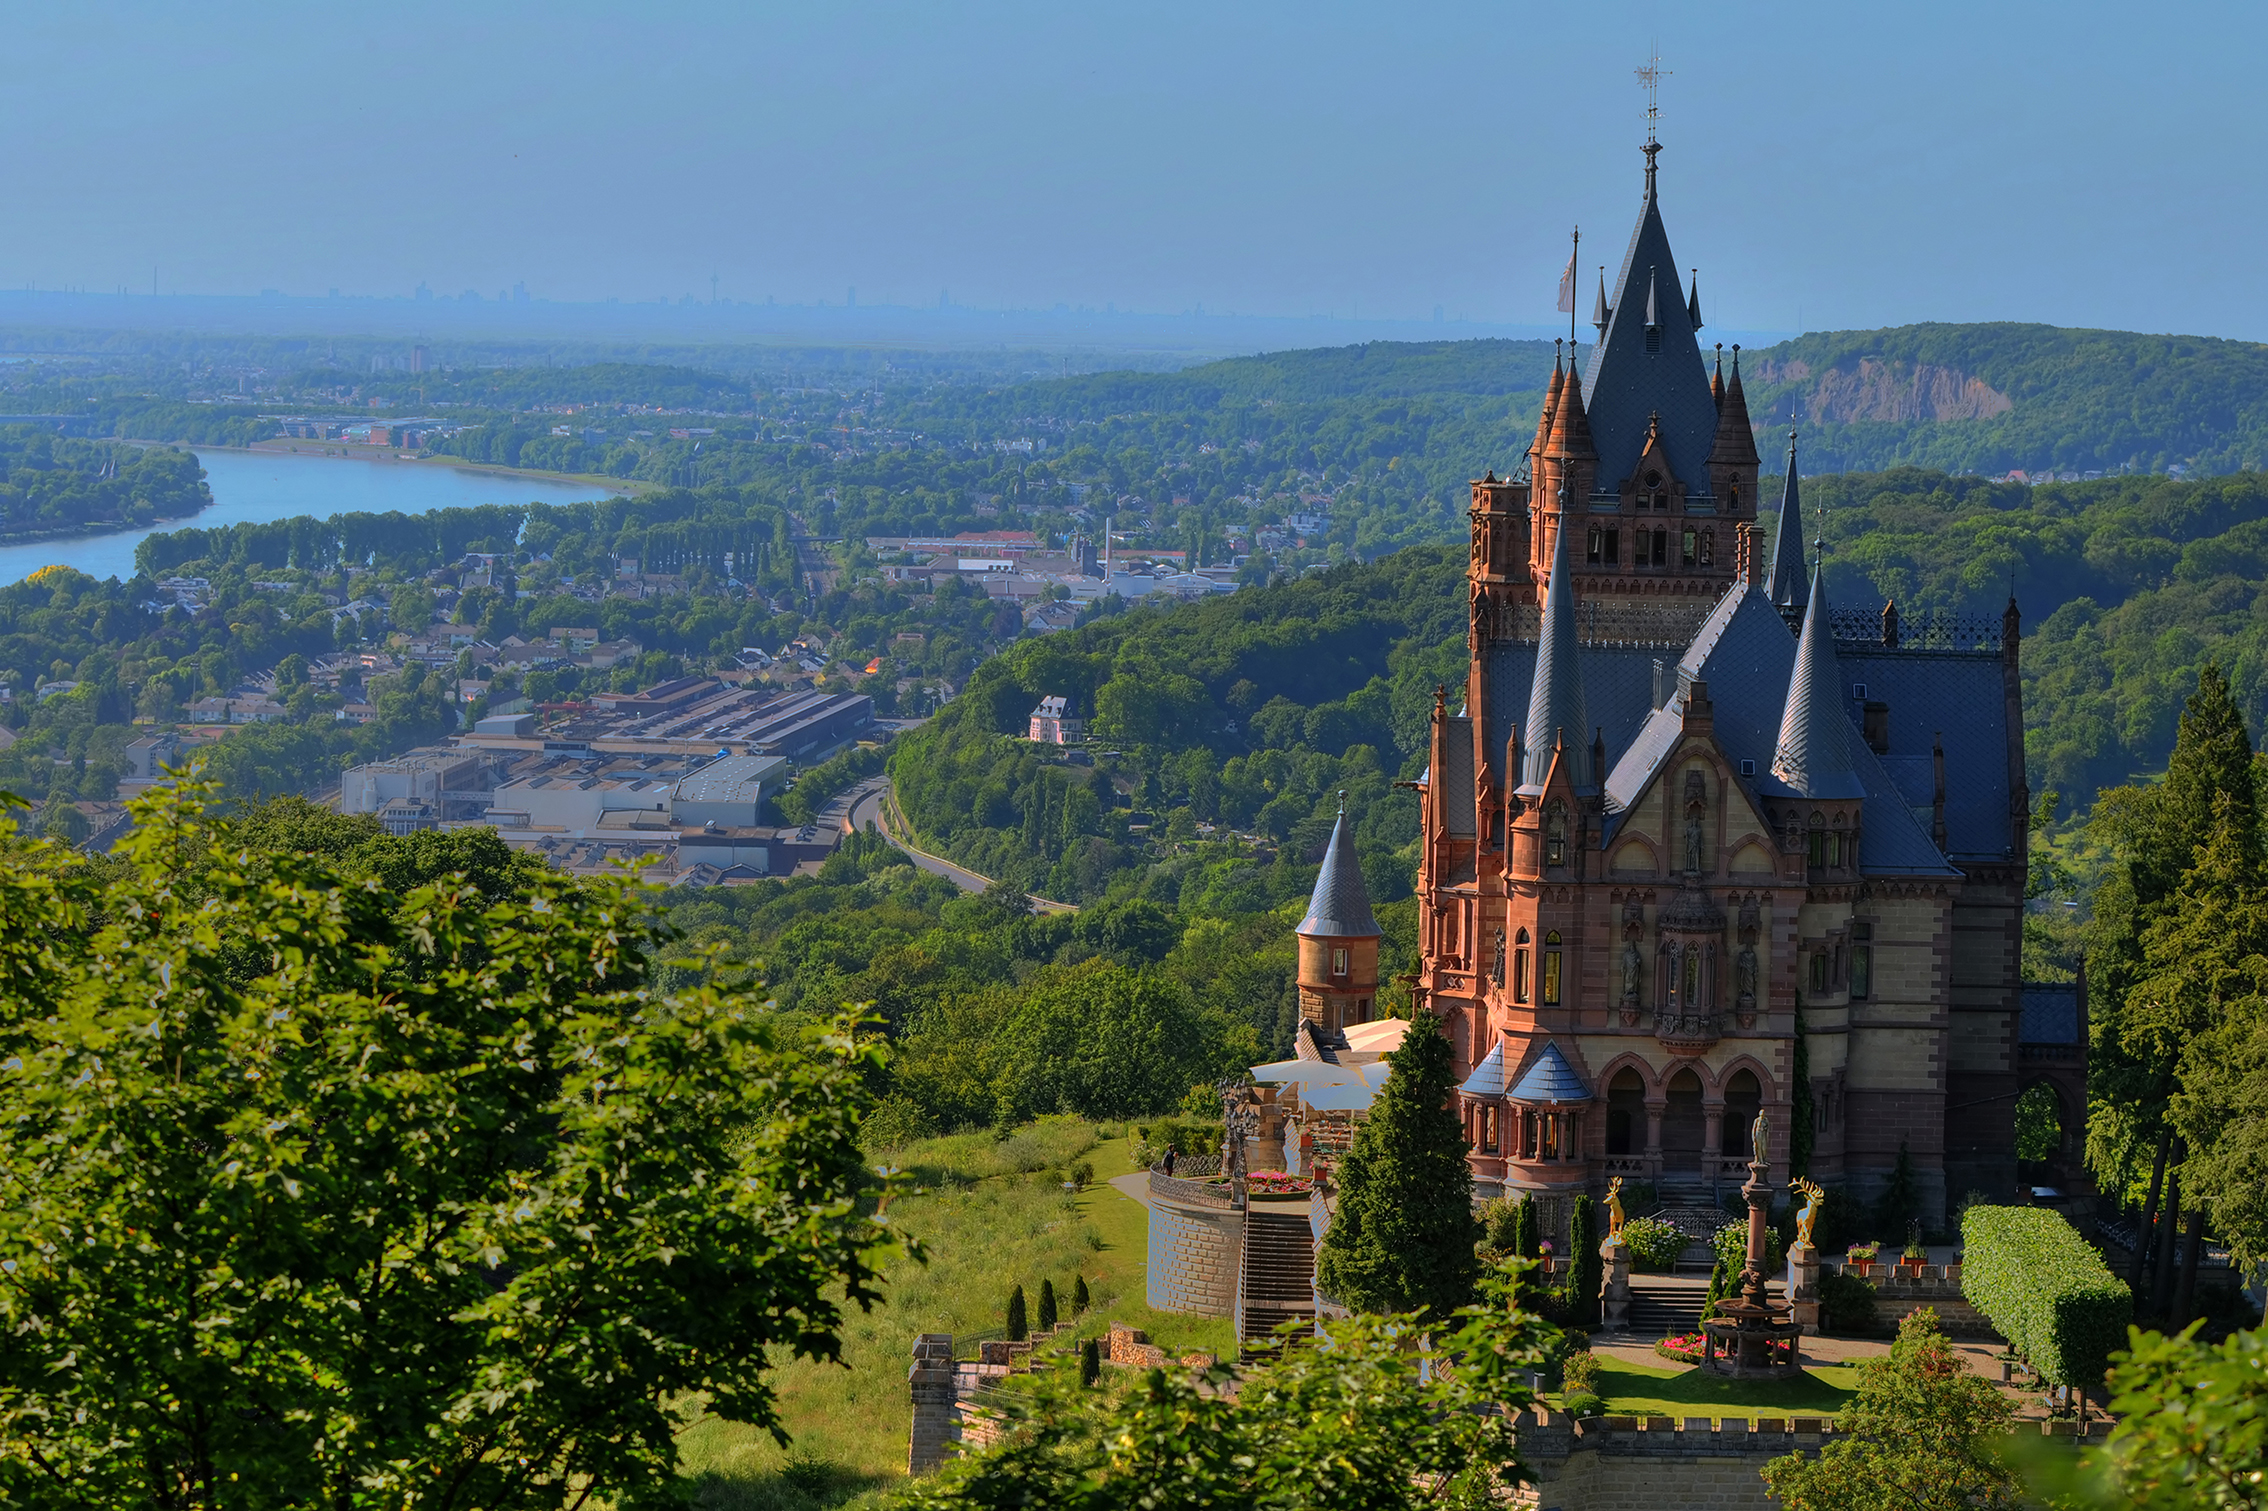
[1581,1355,1860,1421]
[673,1119,1232,1509]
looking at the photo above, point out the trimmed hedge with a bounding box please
[1960,1205,2130,1387]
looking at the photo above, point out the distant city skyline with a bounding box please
[4,2,2261,341]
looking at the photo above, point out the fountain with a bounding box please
[1699,1111,1804,1380]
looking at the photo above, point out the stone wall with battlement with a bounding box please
[1824,1260,2000,1339]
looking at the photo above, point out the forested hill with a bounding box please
[1738,323,2268,477]
[895,461,2268,914]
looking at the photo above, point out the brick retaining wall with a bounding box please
[1825,1261,2000,1340]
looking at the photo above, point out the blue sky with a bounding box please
[4,1,2259,339]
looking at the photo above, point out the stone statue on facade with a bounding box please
[1750,1109,1770,1168]
[1684,810,1706,874]
[1619,940,1643,1007]
[1736,943,1758,1009]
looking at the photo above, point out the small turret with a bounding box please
[1687,268,1703,331]
[1771,562,1864,799]
[1767,428,1809,622]
[1296,798,1383,1035]
[1521,493,1591,793]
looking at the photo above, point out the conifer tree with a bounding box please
[1037,1278,1058,1332]
[1568,1195,1600,1328]
[1006,1285,1028,1341]
[1314,1017,1479,1320]
[1072,1274,1090,1313]
[1078,1337,1100,1388]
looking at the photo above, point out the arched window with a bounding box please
[1722,1069,1763,1155]
[1809,950,1829,994]
[1331,947,1349,978]
[1807,813,1828,869]
[1513,927,1530,1002]
[1682,527,1698,567]
[1544,802,1568,868]
[1683,948,1701,1007]
[1490,928,1506,988]
[1607,1068,1645,1155]
[1542,930,1564,1005]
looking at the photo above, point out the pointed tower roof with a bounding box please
[1458,1040,1507,1098]
[1708,347,1762,468]
[1687,269,1703,331]
[1771,562,1865,799]
[1298,801,1379,938]
[1520,493,1590,792]
[1545,353,1595,461]
[1532,351,1564,456]
[1768,428,1808,612]
[1591,268,1609,333]
[1508,1041,1590,1104]
[1709,346,1724,409]
[1579,151,1718,495]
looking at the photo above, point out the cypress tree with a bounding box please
[1037,1278,1058,1332]
[1512,1195,1539,1262]
[1072,1274,1090,1313]
[1005,1284,1027,1341]
[1079,1336,1101,1387]
[1568,1194,1601,1328]
[1314,1016,1479,1320]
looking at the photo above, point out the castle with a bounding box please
[1374,141,2040,1225]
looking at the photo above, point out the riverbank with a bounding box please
[237,440,658,497]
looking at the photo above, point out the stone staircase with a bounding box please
[1627,1275,1710,1336]
[1238,1206,1316,1351]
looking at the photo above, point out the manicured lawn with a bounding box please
[673,1118,1231,1509]
[1582,1354,1861,1421]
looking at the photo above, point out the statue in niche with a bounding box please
[1684,808,1706,875]
[1619,939,1643,1006]
[1491,928,1506,988]
[1736,942,1758,1010]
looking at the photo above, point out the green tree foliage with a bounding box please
[1072,1274,1090,1313]
[1761,1307,2021,1510]
[1314,1019,1478,1320]
[2069,1322,2268,1508]
[1960,1206,2132,1389]
[0,427,209,537]
[2014,1082,2064,1162]
[905,1264,1559,1511]
[1006,1285,1028,1342]
[1037,1278,1058,1332]
[0,783,889,1509]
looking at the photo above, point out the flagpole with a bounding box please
[1569,227,1580,354]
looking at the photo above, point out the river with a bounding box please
[0,449,621,587]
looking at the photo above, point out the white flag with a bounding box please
[1555,248,1577,315]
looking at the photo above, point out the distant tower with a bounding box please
[1296,798,1382,1037]
[410,344,427,375]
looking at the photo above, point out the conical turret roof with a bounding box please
[1767,429,1808,612]
[1532,355,1564,457]
[1546,353,1595,460]
[1708,348,1761,467]
[1298,804,1379,938]
[1771,561,1865,799]
[1520,494,1590,792]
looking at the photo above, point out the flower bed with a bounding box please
[1655,1331,1706,1364]
[1245,1171,1314,1197]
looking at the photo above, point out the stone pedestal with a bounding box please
[1600,1237,1631,1334]
[1787,1242,1820,1335]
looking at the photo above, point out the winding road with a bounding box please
[843,776,1075,913]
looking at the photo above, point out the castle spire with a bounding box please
[1592,268,1609,334]
[1771,561,1864,799]
[1521,482,1590,793]
[1687,268,1703,331]
[1710,344,1724,409]
[1767,426,1808,617]
[1545,346,1595,464]
[1298,797,1380,938]
[1708,344,1761,469]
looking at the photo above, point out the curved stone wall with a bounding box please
[1146,1188,1244,1317]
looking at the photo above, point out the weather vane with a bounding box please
[1636,48,1670,186]
[1636,49,1670,140]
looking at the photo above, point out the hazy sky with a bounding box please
[5,1,2260,339]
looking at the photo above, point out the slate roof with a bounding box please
[1843,648,2015,861]
[1459,1040,1508,1098]
[1508,1041,1590,1104]
[1299,807,1381,938]
[1768,431,1809,615]
[1578,169,1720,495]
[1440,715,1477,837]
[1520,508,1591,791]
[1772,564,1866,799]
[2020,983,2081,1045]
[1602,584,1960,876]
